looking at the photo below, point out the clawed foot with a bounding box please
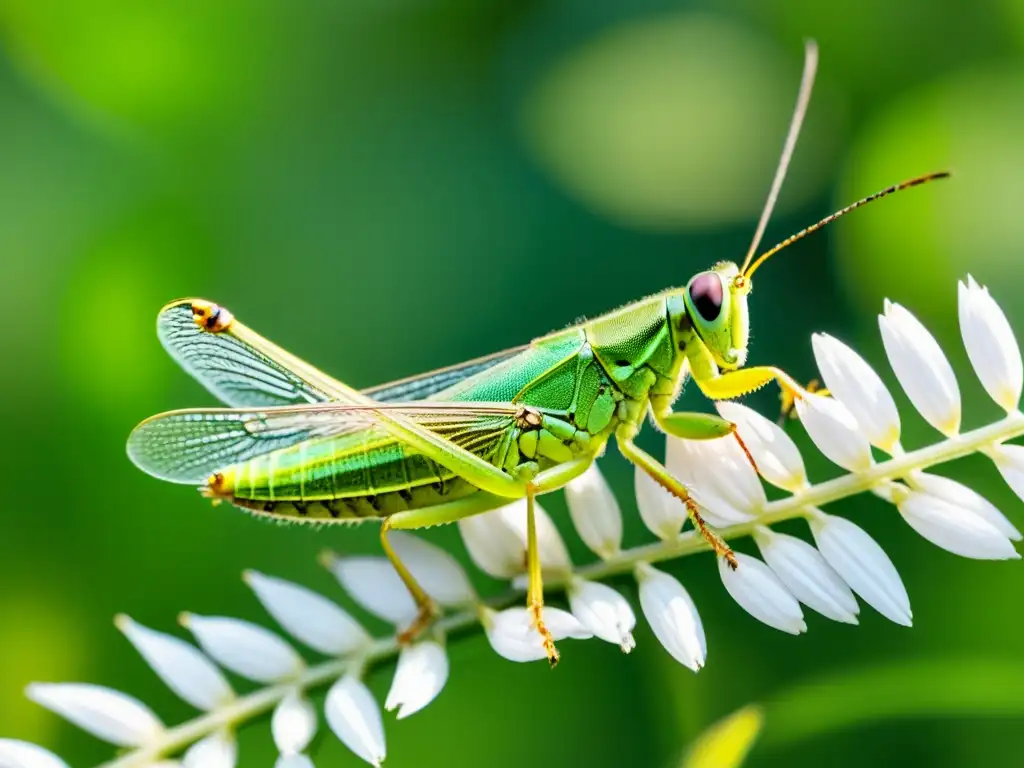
[397,601,440,646]
[530,604,560,668]
[686,499,738,569]
[778,378,827,425]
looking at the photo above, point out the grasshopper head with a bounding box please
[683,261,751,371]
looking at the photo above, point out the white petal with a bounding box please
[459,500,571,580]
[667,434,766,514]
[482,607,592,663]
[273,691,317,756]
[912,472,1021,541]
[687,486,755,528]
[495,499,573,575]
[794,393,873,472]
[0,740,70,768]
[809,513,912,626]
[634,465,688,540]
[752,528,859,624]
[385,641,449,719]
[116,615,234,712]
[812,333,901,451]
[388,532,477,607]
[716,401,807,491]
[567,578,636,652]
[718,552,806,634]
[246,571,372,656]
[327,537,476,614]
[992,443,1024,503]
[276,756,314,768]
[25,683,163,747]
[564,464,623,558]
[325,676,386,767]
[183,729,236,768]
[634,563,705,671]
[879,300,961,435]
[458,509,527,579]
[182,614,304,683]
[327,556,417,625]
[898,490,1019,560]
[959,276,1022,412]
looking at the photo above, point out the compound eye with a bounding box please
[688,273,723,322]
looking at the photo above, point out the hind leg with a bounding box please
[383,492,509,644]
[386,458,593,662]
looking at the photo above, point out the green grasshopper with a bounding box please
[127,42,947,664]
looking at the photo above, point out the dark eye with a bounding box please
[688,273,723,321]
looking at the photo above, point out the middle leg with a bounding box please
[653,409,758,473]
[385,457,594,660]
[617,424,738,568]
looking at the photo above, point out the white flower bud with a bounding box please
[245,571,372,656]
[959,275,1022,412]
[385,641,449,719]
[567,578,636,652]
[794,393,873,472]
[482,607,591,663]
[718,552,806,635]
[753,528,858,624]
[325,677,386,767]
[183,729,235,768]
[182,614,303,684]
[116,615,234,712]
[812,333,900,451]
[564,465,623,558]
[25,683,163,747]
[716,401,807,491]
[635,563,705,671]
[879,300,960,435]
[809,513,912,626]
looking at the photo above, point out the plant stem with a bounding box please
[98,411,1024,768]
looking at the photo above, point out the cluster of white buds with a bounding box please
[4,277,1024,768]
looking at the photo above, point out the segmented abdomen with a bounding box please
[219,429,489,521]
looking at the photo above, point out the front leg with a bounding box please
[695,365,807,402]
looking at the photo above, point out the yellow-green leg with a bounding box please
[383,492,509,645]
[616,424,738,568]
[693,364,806,402]
[384,458,594,659]
[525,484,558,666]
[653,409,758,473]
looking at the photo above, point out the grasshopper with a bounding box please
[127,42,947,664]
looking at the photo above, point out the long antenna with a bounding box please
[742,171,950,278]
[739,39,819,275]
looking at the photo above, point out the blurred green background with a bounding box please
[3,1,1024,765]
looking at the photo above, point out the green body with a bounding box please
[222,291,691,521]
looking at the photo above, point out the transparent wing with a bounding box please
[127,401,521,485]
[365,345,527,402]
[159,298,527,407]
[157,299,352,407]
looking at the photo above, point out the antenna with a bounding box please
[739,39,819,275]
[742,171,951,279]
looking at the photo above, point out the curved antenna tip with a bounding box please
[739,40,819,274]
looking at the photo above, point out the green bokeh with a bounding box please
[1,2,1022,766]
